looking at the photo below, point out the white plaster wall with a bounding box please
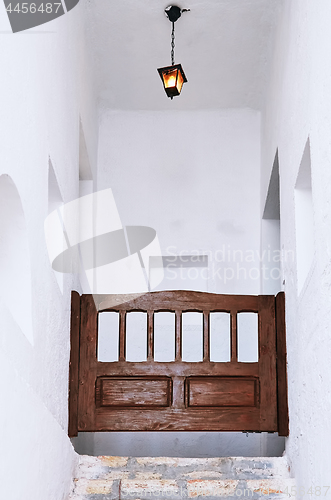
[0,2,98,498]
[97,109,262,295]
[262,0,331,492]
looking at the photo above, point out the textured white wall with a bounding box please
[262,0,331,492]
[0,2,98,499]
[97,108,262,295]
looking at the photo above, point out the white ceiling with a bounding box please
[85,0,281,111]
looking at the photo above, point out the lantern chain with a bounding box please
[171,21,175,66]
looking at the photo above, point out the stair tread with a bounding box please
[69,456,294,499]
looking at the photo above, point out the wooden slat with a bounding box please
[187,377,257,407]
[258,295,278,431]
[173,375,185,409]
[96,361,259,378]
[147,311,154,360]
[94,407,261,432]
[77,294,98,431]
[95,291,259,313]
[68,291,80,437]
[203,311,210,362]
[275,292,289,436]
[119,311,126,362]
[231,311,237,362]
[175,310,182,361]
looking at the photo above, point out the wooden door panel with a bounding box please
[69,291,288,435]
[96,376,172,408]
[186,377,258,407]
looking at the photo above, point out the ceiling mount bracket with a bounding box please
[164,5,190,23]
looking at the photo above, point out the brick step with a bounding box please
[69,456,295,500]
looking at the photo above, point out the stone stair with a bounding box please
[69,455,295,500]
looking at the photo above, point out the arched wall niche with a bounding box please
[261,150,282,295]
[0,174,34,344]
[294,138,315,294]
[48,159,64,293]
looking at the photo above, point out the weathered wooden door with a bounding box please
[69,291,288,436]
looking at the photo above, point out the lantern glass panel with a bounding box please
[163,68,178,90]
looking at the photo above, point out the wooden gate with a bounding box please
[69,291,288,436]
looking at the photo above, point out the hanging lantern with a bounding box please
[157,5,189,99]
[157,64,187,99]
